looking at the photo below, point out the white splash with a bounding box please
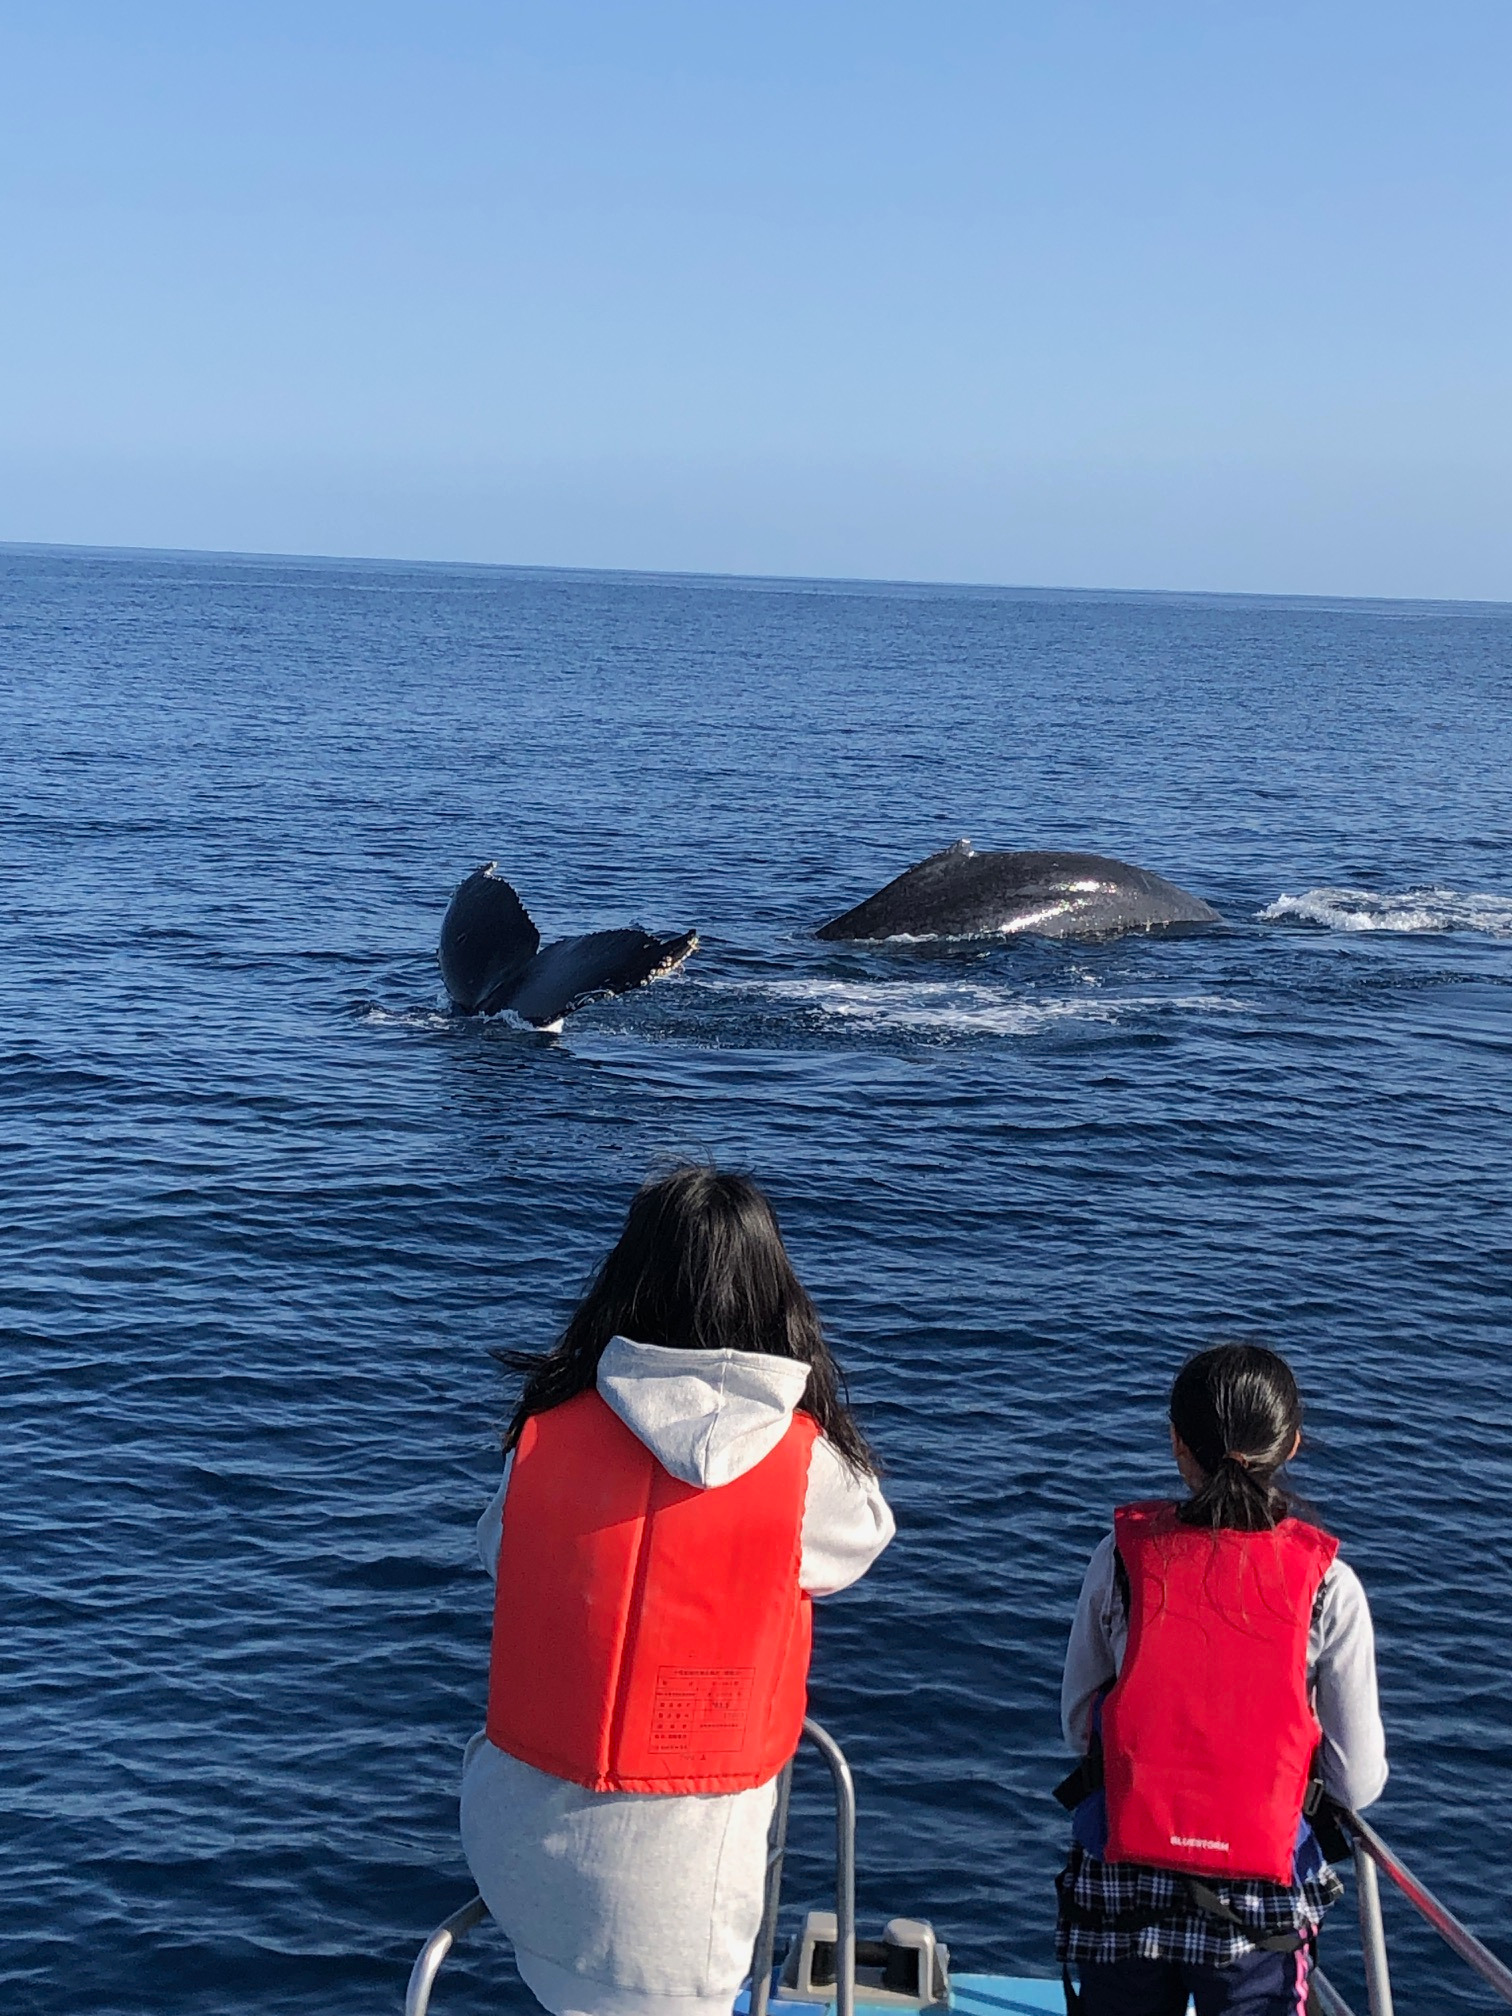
[1259,887,1512,939]
[738,979,1246,1037]
[359,1004,454,1030]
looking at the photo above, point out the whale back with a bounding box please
[815,840,1220,941]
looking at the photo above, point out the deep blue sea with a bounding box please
[3,544,1510,2015]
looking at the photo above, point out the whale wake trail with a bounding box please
[731,979,1247,1038]
[1260,887,1512,938]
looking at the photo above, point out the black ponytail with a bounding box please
[1170,1343,1302,1531]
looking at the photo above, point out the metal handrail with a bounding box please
[1352,1841,1393,2016]
[403,1719,856,2016]
[405,1893,488,2016]
[1341,1806,1512,2011]
[1291,1810,1511,2016]
[1308,1967,1357,2016]
[749,1718,857,2016]
[749,1757,796,2016]
[401,1764,1512,2016]
[803,1719,859,2016]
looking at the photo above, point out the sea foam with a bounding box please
[739,978,1246,1037]
[1260,887,1512,938]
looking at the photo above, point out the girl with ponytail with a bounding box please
[1056,1345,1387,2016]
[1169,1343,1304,1533]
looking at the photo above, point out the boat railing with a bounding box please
[403,1717,855,2016]
[405,1893,487,2016]
[749,1718,857,2016]
[1310,1804,1512,2016]
[403,1731,1512,2016]
[751,1736,1512,2016]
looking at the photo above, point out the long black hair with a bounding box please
[496,1165,876,1473]
[1170,1342,1303,1531]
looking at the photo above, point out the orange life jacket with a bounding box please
[485,1388,819,1794]
[1101,1500,1339,1884]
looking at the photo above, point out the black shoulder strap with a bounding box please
[1302,1757,1352,1864]
[1052,1747,1103,1811]
[1112,1545,1131,1619]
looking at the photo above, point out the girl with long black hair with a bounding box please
[461,1166,893,2016]
[1057,1344,1386,2016]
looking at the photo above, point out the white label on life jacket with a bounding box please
[1171,1834,1230,1852]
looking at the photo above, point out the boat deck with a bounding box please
[736,1979,1064,2016]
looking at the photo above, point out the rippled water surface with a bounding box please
[3,546,1510,2014]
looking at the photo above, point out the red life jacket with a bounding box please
[1101,1500,1338,1885]
[485,1388,819,1794]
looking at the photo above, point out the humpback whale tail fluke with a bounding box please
[439,865,697,1028]
[816,840,1220,942]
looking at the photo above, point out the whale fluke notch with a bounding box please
[439,865,697,1027]
[816,841,1220,942]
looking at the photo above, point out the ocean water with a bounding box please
[2,544,1510,2015]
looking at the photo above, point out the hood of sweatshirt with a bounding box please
[595,1334,812,1489]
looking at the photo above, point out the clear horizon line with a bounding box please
[3,535,1509,615]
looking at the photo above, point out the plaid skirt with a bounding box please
[1055,1845,1344,1967]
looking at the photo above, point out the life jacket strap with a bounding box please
[1054,1849,1309,1954]
[1184,1881,1307,1954]
[1302,1771,1352,1865]
[1053,1748,1104,1813]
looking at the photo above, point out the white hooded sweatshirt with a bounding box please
[460,1338,895,2016]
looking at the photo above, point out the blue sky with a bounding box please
[2,2,1510,597]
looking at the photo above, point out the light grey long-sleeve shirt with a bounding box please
[1062,1528,1388,1812]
